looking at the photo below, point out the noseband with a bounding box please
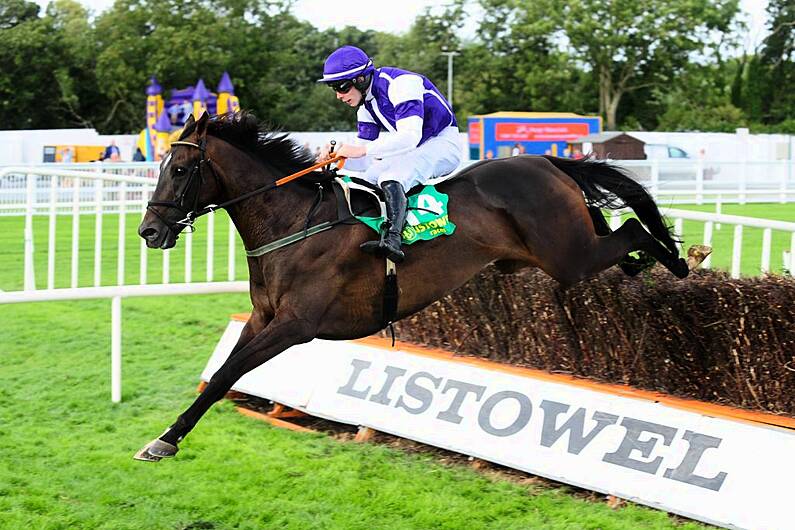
[146,138,218,233]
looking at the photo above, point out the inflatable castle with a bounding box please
[138,72,241,161]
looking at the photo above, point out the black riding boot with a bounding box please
[360,180,407,263]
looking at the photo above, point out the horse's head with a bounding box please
[138,112,220,249]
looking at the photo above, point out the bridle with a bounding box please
[146,137,346,234]
[146,138,216,233]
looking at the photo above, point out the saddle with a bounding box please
[330,175,429,222]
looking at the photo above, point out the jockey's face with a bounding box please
[336,85,363,107]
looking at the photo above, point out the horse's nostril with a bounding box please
[140,227,159,240]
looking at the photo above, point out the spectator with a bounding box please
[132,147,146,162]
[61,146,75,163]
[572,147,584,160]
[511,143,521,156]
[485,149,494,160]
[101,140,121,162]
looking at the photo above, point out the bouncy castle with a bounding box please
[138,72,241,161]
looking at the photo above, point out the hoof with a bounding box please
[133,438,178,462]
[687,244,712,270]
[672,257,689,279]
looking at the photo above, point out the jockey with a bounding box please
[317,45,461,263]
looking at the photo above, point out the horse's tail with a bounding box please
[542,155,678,255]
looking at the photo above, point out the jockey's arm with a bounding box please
[365,116,422,158]
[365,74,425,159]
[341,115,423,170]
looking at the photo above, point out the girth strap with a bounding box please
[383,258,399,340]
[245,221,338,257]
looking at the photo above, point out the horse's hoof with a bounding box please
[672,258,689,279]
[687,244,712,270]
[133,438,178,462]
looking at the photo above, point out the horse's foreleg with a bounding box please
[134,313,316,462]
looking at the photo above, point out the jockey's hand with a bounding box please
[316,144,333,163]
[335,144,367,159]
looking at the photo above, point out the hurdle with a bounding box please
[200,313,795,530]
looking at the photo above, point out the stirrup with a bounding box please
[360,222,390,255]
[383,232,406,263]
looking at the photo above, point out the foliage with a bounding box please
[0,0,792,133]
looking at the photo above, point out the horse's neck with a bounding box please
[217,154,322,251]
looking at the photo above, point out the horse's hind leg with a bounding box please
[591,218,687,279]
[587,207,654,277]
[134,312,316,462]
[545,217,687,287]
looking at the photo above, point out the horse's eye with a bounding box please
[174,167,187,178]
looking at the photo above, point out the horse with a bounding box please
[134,111,696,461]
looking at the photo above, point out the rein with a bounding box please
[147,139,346,232]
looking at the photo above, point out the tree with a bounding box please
[0,0,39,29]
[0,8,69,128]
[483,0,740,129]
[759,0,795,124]
[46,0,108,129]
[461,0,596,123]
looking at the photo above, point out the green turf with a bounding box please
[669,202,793,277]
[1,203,791,294]
[0,209,715,528]
[0,296,709,530]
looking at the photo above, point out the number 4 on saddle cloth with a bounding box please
[334,176,456,245]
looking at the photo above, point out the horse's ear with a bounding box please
[195,111,210,138]
[184,114,196,129]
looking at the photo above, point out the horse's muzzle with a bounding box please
[138,221,177,249]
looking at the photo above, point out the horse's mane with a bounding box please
[180,112,316,175]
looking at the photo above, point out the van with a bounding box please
[642,144,717,181]
[644,144,690,160]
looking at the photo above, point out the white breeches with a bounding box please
[344,126,462,190]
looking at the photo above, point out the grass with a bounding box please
[0,211,249,292]
[0,202,791,294]
[668,203,793,276]
[0,296,709,529]
[0,209,717,528]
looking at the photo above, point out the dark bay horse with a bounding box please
[134,112,692,461]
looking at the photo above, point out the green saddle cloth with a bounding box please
[348,179,456,245]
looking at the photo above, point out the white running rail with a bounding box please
[2,164,793,401]
[0,166,248,403]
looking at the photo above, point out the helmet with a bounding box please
[318,45,374,94]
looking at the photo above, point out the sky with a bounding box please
[35,0,771,49]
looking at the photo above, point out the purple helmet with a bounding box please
[318,45,375,84]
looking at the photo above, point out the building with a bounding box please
[569,132,646,160]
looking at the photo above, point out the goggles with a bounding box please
[328,79,355,94]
